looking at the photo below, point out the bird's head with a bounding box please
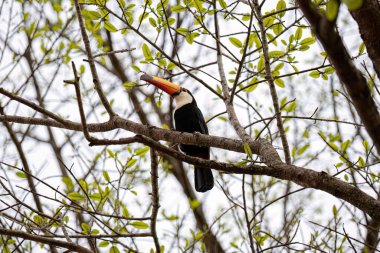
[140,74,194,109]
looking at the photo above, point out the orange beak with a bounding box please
[140,74,181,96]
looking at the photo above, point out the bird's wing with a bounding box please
[194,107,209,135]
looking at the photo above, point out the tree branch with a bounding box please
[73,0,115,117]
[0,228,93,253]
[296,0,380,155]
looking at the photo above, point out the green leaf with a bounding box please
[276,0,286,17]
[123,82,135,88]
[162,210,178,221]
[244,83,258,93]
[362,140,369,151]
[176,27,188,35]
[272,23,283,35]
[149,17,157,27]
[286,101,297,112]
[167,62,176,70]
[326,0,339,21]
[328,142,339,152]
[81,223,91,233]
[103,170,110,182]
[110,246,121,253]
[324,67,335,74]
[68,192,85,201]
[295,27,303,40]
[300,37,316,46]
[6,239,15,245]
[86,10,102,20]
[318,131,326,141]
[358,42,365,55]
[243,142,253,158]
[274,78,285,88]
[230,241,239,248]
[218,116,228,121]
[342,0,363,10]
[122,206,130,217]
[358,156,365,167]
[299,45,309,51]
[332,205,338,216]
[104,21,117,32]
[131,221,149,229]
[297,144,310,155]
[138,12,149,23]
[16,171,27,178]
[257,56,264,71]
[89,193,101,201]
[185,32,199,44]
[62,176,74,191]
[118,0,126,7]
[171,5,186,12]
[218,0,228,9]
[142,43,153,61]
[268,51,285,58]
[91,229,100,235]
[274,62,284,71]
[242,13,251,21]
[341,140,350,152]
[229,37,243,48]
[263,16,275,28]
[132,65,141,72]
[158,58,167,67]
[189,199,200,209]
[107,149,115,158]
[193,0,205,12]
[309,70,320,78]
[126,158,137,168]
[135,146,150,156]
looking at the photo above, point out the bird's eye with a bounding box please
[182,87,188,92]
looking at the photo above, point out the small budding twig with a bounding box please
[73,0,115,118]
[64,61,93,142]
[91,48,136,58]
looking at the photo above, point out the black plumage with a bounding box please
[174,92,214,192]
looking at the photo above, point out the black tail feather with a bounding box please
[194,166,214,192]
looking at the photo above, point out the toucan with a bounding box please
[140,74,214,192]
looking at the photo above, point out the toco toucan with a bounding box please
[140,74,214,192]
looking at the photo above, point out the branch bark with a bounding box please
[296,0,380,155]
[1,97,380,220]
[349,0,380,79]
[0,228,93,253]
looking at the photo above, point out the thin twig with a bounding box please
[92,48,136,58]
[73,0,115,117]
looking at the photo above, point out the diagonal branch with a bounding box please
[252,0,292,165]
[0,228,93,253]
[349,0,380,79]
[73,0,115,118]
[296,0,380,155]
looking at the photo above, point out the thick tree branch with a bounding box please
[90,134,380,220]
[296,0,380,155]
[1,110,380,220]
[150,148,160,252]
[350,0,380,79]
[0,228,93,253]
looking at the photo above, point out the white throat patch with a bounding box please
[174,91,193,110]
